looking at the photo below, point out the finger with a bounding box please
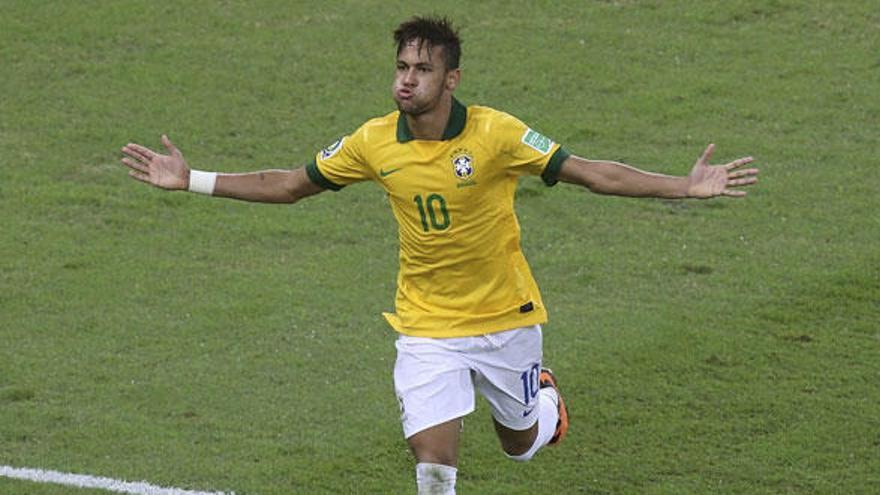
[727,177,758,187]
[123,143,153,160]
[728,167,760,179]
[698,143,715,165]
[724,156,755,170]
[128,170,151,183]
[121,157,149,174]
[161,134,179,157]
[121,146,147,163]
[123,143,156,162]
[722,189,748,197]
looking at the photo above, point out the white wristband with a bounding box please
[188,170,217,195]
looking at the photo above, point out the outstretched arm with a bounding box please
[556,144,758,199]
[121,135,325,203]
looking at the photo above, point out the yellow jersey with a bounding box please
[307,98,569,338]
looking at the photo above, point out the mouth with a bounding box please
[395,88,413,100]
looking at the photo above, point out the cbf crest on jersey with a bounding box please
[451,148,477,188]
[321,137,345,160]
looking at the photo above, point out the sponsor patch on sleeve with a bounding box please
[521,128,554,155]
[320,137,346,160]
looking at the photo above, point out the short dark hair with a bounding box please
[393,16,461,70]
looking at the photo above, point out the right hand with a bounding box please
[121,134,189,190]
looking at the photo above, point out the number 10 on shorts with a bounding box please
[520,363,540,405]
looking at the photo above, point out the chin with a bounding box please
[396,100,427,116]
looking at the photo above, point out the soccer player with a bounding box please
[121,16,758,494]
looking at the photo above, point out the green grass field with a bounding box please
[2,1,878,493]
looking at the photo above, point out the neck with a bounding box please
[404,94,453,140]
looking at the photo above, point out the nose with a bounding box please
[402,68,417,87]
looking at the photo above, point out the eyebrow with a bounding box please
[397,60,435,69]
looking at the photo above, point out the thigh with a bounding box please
[394,335,476,440]
[472,325,544,431]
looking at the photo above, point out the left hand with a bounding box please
[686,144,759,198]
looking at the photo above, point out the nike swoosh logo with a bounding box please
[379,167,403,177]
[522,408,535,418]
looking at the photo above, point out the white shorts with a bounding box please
[393,325,544,439]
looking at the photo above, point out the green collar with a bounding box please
[396,97,467,143]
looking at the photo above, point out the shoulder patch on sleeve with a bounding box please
[320,136,346,160]
[521,128,554,154]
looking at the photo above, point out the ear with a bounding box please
[446,68,461,91]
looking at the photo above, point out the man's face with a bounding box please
[393,40,458,116]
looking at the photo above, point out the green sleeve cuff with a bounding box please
[541,147,571,186]
[306,160,343,191]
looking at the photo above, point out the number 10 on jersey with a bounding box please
[413,194,450,232]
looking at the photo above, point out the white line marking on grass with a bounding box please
[0,465,236,495]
